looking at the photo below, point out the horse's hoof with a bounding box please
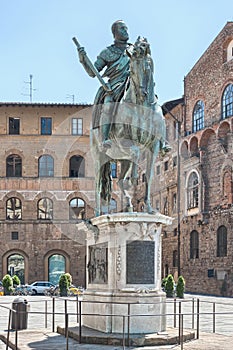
[145,205,157,214]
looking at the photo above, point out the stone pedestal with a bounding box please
[79,212,172,334]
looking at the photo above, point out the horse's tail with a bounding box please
[100,162,112,203]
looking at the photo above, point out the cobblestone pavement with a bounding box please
[0,294,233,349]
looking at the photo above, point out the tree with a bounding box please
[2,274,13,295]
[165,274,175,298]
[12,275,20,287]
[176,275,185,298]
[64,273,72,287]
[59,274,69,296]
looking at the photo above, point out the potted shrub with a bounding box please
[12,275,20,288]
[64,273,72,287]
[2,274,13,295]
[59,274,69,296]
[176,275,185,298]
[165,274,175,298]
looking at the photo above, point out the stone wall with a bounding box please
[160,22,233,296]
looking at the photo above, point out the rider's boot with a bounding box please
[102,124,112,149]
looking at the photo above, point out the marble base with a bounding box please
[78,212,172,334]
[82,290,166,334]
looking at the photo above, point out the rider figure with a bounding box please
[78,20,133,148]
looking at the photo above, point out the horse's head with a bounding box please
[126,36,155,106]
[132,36,151,58]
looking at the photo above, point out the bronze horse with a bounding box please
[91,37,168,216]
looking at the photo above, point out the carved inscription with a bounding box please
[126,240,154,284]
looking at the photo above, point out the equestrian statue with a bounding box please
[73,20,169,216]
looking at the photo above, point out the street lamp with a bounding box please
[162,104,182,276]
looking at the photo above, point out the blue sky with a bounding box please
[1,0,232,105]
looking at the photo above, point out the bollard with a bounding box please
[127,303,130,347]
[213,302,216,333]
[65,313,69,350]
[52,297,55,332]
[192,298,195,329]
[174,298,177,328]
[122,315,126,350]
[196,298,200,339]
[79,300,82,343]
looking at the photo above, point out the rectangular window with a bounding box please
[72,118,83,135]
[173,121,178,140]
[163,197,168,215]
[41,117,52,135]
[164,161,169,171]
[188,187,199,208]
[190,232,199,259]
[172,193,177,213]
[11,231,19,240]
[173,250,178,267]
[9,117,20,134]
[156,165,160,175]
[111,162,117,178]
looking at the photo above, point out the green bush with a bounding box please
[64,273,72,287]
[12,275,20,287]
[176,275,185,298]
[2,274,13,295]
[165,274,175,298]
[59,274,69,296]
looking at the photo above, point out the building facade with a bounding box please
[0,102,96,287]
[160,22,233,296]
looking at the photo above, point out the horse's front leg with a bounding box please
[118,160,133,212]
[144,142,160,214]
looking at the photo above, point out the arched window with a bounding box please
[172,193,177,213]
[39,155,54,177]
[173,250,178,267]
[48,254,66,285]
[8,253,25,284]
[69,156,85,177]
[221,84,233,120]
[217,225,227,257]
[164,264,169,277]
[187,172,199,209]
[190,230,199,259]
[38,198,53,220]
[69,197,85,220]
[227,39,233,61]
[6,155,22,177]
[193,100,204,132]
[6,197,22,220]
[223,170,233,203]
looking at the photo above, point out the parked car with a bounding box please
[27,281,55,295]
[0,281,4,296]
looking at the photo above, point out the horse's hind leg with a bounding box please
[145,142,160,214]
[95,169,101,216]
[118,160,133,212]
